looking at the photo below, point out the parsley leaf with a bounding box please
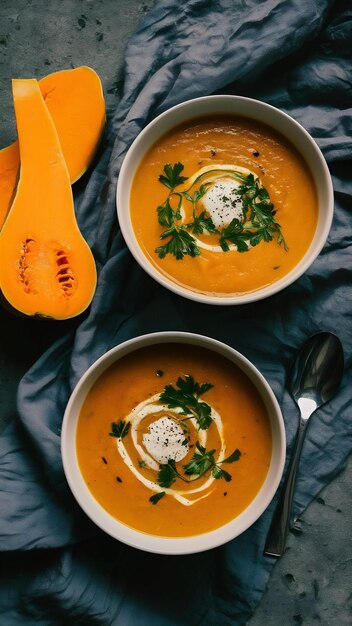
[211,465,232,481]
[183,442,216,476]
[149,492,166,504]
[157,198,181,228]
[191,211,218,236]
[218,172,288,252]
[176,375,213,397]
[159,162,188,189]
[109,420,130,439]
[182,443,242,481]
[156,226,200,260]
[236,173,287,251]
[219,218,250,252]
[222,449,241,463]
[183,184,208,204]
[156,164,287,261]
[193,401,213,430]
[155,443,242,490]
[157,459,178,488]
[160,375,214,429]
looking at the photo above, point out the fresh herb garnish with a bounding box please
[156,196,201,259]
[157,197,181,228]
[219,173,288,253]
[149,491,166,505]
[160,375,214,430]
[211,464,232,482]
[155,443,242,488]
[183,184,208,205]
[155,162,287,259]
[183,442,241,481]
[156,226,200,260]
[138,459,147,468]
[191,211,219,236]
[109,420,131,439]
[219,218,251,252]
[182,442,215,477]
[159,162,188,189]
[157,459,179,488]
[222,449,242,463]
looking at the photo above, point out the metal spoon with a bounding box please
[264,331,344,557]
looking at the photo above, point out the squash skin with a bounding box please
[0,66,105,230]
[0,79,97,320]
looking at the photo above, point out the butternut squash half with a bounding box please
[0,79,97,320]
[0,66,105,229]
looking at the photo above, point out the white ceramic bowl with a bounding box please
[61,331,286,555]
[116,95,333,305]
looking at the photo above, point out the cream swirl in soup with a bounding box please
[76,344,272,537]
[130,115,318,296]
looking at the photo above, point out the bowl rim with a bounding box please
[116,94,334,305]
[61,330,286,555]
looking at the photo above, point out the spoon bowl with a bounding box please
[290,332,344,416]
[264,331,344,557]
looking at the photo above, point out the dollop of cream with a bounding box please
[114,393,226,506]
[202,179,243,228]
[143,416,188,464]
[179,164,258,252]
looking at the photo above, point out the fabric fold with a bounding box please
[1,0,351,624]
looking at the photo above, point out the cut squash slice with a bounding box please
[0,66,105,229]
[0,79,97,320]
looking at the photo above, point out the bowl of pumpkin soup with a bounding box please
[116,95,333,304]
[61,331,286,555]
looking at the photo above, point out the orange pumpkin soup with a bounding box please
[76,344,272,537]
[130,116,318,296]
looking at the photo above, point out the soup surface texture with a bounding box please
[76,344,272,537]
[130,115,318,296]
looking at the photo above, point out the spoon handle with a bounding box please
[264,417,308,557]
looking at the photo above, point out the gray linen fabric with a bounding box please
[0,1,351,624]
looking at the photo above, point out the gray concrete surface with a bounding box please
[0,1,351,625]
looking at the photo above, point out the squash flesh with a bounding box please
[0,66,105,230]
[39,66,105,183]
[0,79,97,320]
